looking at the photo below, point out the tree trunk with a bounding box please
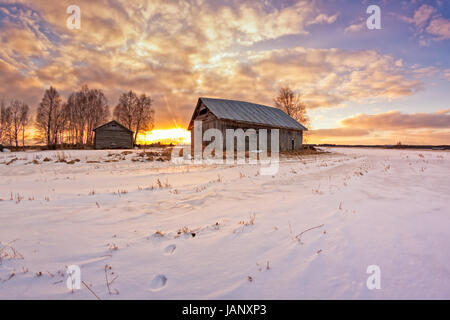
[47,112,51,147]
[22,128,25,150]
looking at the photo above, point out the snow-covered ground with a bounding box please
[0,147,449,299]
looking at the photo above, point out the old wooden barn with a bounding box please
[93,120,134,149]
[188,97,308,152]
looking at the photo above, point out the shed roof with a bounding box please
[190,97,307,131]
[93,120,133,133]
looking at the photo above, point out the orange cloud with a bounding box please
[0,60,43,103]
[426,17,450,40]
[310,109,450,145]
[311,128,370,137]
[340,110,450,130]
[344,20,365,33]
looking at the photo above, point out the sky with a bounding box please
[0,0,449,145]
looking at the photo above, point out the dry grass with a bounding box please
[66,159,80,165]
[239,213,256,226]
[138,151,160,158]
[82,281,101,300]
[282,148,329,158]
[289,223,325,244]
[113,189,128,196]
[154,230,165,237]
[0,244,24,265]
[195,185,207,192]
[56,151,67,162]
[104,264,119,295]
[312,184,323,194]
[14,193,24,204]
[6,158,18,165]
[176,226,197,238]
[156,178,171,188]
[107,243,119,251]
[137,149,172,162]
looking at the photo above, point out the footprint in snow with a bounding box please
[150,274,167,291]
[164,244,176,255]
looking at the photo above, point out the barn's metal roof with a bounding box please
[196,97,307,131]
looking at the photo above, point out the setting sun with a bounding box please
[137,128,191,145]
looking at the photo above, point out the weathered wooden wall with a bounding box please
[190,111,303,152]
[94,122,133,149]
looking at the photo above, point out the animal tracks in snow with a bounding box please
[164,244,176,255]
[150,274,167,291]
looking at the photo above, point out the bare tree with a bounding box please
[114,91,154,145]
[274,87,310,128]
[36,86,63,148]
[20,102,30,148]
[85,88,109,145]
[113,91,136,130]
[0,99,5,144]
[4,100,30,148]
[1,101,13,146]
[63,85,109,146]
[62,100,78,145]
[133,94,154,144]
[8,100,22,147]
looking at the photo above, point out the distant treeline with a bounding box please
[0,85,154,149]
[311,144,450,150]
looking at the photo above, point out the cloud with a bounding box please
[444,69,450,81]
[0,60,43,104]
[0,0,423,124]
[340,110,450,130]
[310,109,450,145]
[398,4,450,42]
[310,128,370,137]
[436,108,450,115]
[251,47,420,105]
[426,17,450,40]
[9,0,317,50]
[308,13,339,25]
[309,108,450,145]
[0,5,54,70]
[0,0,438,134]
[310,127,450,145]
[344,21,365,33]
[412,4,436,29]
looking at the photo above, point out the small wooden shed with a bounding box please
[93,120,133,149]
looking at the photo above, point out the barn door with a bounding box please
[291,139,295,150]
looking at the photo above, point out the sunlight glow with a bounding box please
[137,128,191,145]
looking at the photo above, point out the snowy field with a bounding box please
[0,147,449,299]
